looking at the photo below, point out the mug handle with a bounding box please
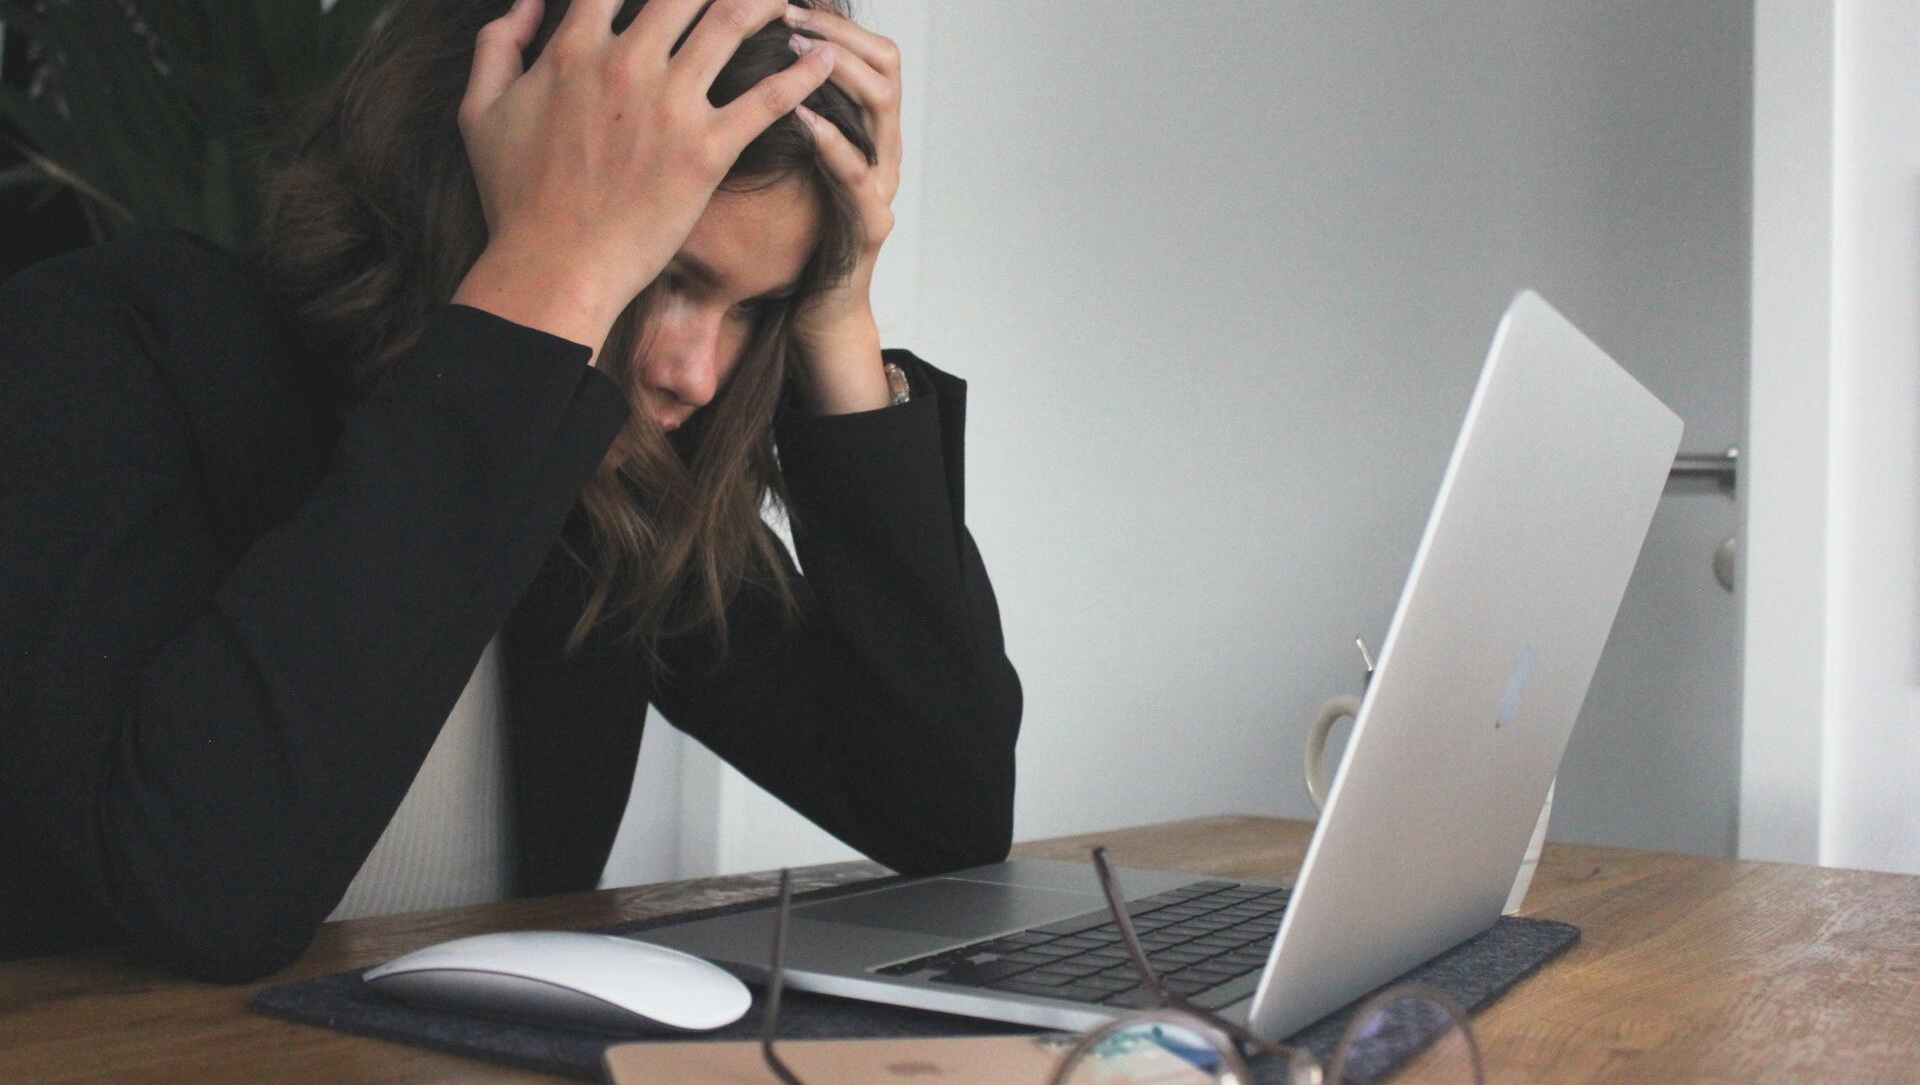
[1304,694,1363,812]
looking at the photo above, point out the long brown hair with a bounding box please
[257,0,875,665]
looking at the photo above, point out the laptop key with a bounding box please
[989,979,1078,998]
[975,939,1035,955]
[1031,910,1112,937]
[1191,973,1264,1011]
[1047,984,1116,1004]
[878,949,965,975]
[1051,935,1108,951]
[987,976,1107,1003]
[1013,969,1079,987]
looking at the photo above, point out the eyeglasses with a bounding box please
[757,848,1485,1085]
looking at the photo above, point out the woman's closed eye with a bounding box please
[660,271,785,326]
[731,294,793,326]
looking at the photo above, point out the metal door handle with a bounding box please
[1670,446,1739,490]
[1666,447,1739,592]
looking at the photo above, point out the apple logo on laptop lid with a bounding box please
[1496,648,1537,730]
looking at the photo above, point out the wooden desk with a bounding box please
[3,816,1917,1083]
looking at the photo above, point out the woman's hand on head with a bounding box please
[451,0,836,361]
[782,3,905,414]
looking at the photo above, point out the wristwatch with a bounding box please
[883,361,911,406]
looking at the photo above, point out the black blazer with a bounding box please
[0,230,1021,981]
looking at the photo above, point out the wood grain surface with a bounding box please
[2,815,1916,1083]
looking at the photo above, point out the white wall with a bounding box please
[1743,0,1920,876]
[606,0,1756,882]
[909,0,1750,851]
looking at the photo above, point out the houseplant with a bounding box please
[0,0,391,249]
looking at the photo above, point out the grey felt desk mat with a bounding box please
[252,881,1579,1084]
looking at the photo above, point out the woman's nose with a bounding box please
[647,309,724,409]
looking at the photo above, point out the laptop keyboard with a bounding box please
[872,879,1288,1011]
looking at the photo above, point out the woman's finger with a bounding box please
[786,12,902,179]
[712,42,836,156]
[461,0,544,124]
[789,30,895,126]
[673,0,789,93]
[796,102,877,192]
[782,3,899,77]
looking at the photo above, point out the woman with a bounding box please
[0,0,1021,982]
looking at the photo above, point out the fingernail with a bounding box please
[795,104,819,125]
[788,32,813,55]
[784,4,810,25]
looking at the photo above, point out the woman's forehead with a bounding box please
[672,179,821,299]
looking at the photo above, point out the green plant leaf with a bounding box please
[4,134,135,228]
[0,84,75,161]
[0,160,52,193]
[249,0,324,98]
[128,2,216,70]
[319,0,393,77]
[0,3,55,43]
[28,9,150,222]
[28,180,70,212]
[199,136,241,247]
[7,0,380,245]
[48,4,215,232]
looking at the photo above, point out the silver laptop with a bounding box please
[647,290,1683,1040]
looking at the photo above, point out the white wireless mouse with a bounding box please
[361,930,752,1034]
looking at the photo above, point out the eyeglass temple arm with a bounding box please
[1089,848,1311,1066]
[759,869,807,1085]
[1090,847,1183,1006]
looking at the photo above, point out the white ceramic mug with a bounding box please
[1304,694,1554,915]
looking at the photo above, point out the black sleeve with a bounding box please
[0,263,629,980]
[648,353,1023,875]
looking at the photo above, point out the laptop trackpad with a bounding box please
[794,878,1100,940]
